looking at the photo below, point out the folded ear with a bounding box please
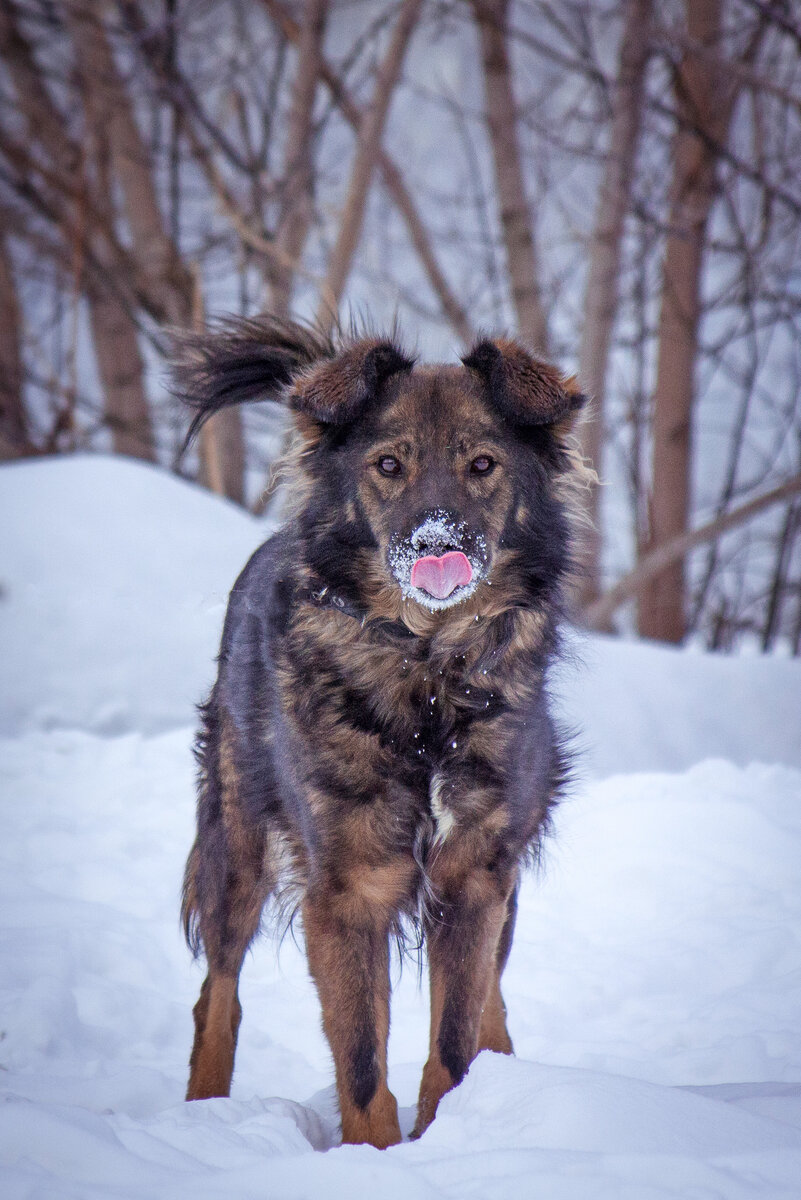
[291,338,414,425]
[462,337,586,433]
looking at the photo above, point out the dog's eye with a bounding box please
[377,455,402,477]
[470,455,495,475]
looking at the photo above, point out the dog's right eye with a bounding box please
[377,456,402,477]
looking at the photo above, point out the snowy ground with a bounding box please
[2,456,801,1198]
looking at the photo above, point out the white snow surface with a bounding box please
[2,455,801,1198]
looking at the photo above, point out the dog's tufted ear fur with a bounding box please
[171,314,335,449]
[291,339,414,425]
[462,337,587,432]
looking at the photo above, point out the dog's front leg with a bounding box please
[413,833,516,1138]
[302,877,403,1149]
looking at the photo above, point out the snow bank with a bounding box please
[2,455,801,1197]
[555,632,801,776]
[1,731,800,1197]
[0,455,269,735]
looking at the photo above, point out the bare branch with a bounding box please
[263,0,473,341]
[583,473,801,630]
[316,0,424,331]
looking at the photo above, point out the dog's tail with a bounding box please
[170,314,336,451]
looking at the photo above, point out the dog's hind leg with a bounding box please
[187,971,243,1100]
[185,833,268,1100]
[183,714,270,1102]
[477,883,517,1055]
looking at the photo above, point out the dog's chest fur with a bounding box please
[275,593,550,876]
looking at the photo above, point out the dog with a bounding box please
[172,316,587,1148]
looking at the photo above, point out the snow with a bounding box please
[0,455,269,736]
[2,455,801,1198]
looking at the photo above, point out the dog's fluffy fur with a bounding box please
[173,316,586,1147]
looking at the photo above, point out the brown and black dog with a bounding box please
[173,317,587,1148]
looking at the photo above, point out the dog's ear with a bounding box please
[462,337,587,435]
[291,338,414,425]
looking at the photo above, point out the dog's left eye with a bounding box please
[470,455,495,475]
[377,456,402,477]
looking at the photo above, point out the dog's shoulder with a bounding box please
[219,525,300,660]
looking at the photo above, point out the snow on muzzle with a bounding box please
[389,511,487,610]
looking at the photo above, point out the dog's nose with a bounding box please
[410,510,465,556]
[414,534,459,557]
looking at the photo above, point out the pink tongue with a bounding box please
[410,551,473,600]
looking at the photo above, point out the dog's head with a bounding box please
[290,335,587,618]
[172,317,587,621]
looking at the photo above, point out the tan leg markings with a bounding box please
[186,974,242,1100]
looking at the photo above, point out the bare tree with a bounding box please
[263,0,473,342]
[585,473,801,631]
[0,220,27,458]
[638,0,763,641]
[577,0,652,608]
[472,0,549,351]
[2,0,799,651]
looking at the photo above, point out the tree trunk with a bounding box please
[472,0,549,352]
[638,0,734,642]
[577,0,652,607]
[0,223,28,458]
[65,0,191,324]
[198,410,246,505]
[316,0,423,332]
[88,285,155,461]
[270,0,329,316]
[761,501,799,651]
[0,0,156,461]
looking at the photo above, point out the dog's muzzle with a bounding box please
[388,511,487,610]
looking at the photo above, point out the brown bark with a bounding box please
[316,0,423,332]
[263,0,473,342]
[0,1,156,461]
[583,473,801,631]
[472,0,549,352]
[0,223,28,458]
[64,0,191,324]
[577,0,652,607]
[198,407,246,505]
[270,0,329,316]
[761,502,799,651]
[192,270,246,505]
[87,285,156,460]
[638,0,739,642]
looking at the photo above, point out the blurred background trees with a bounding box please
[1,0,800,649]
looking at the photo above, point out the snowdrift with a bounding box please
[1,455,800,1198]
[0,455,269,736]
